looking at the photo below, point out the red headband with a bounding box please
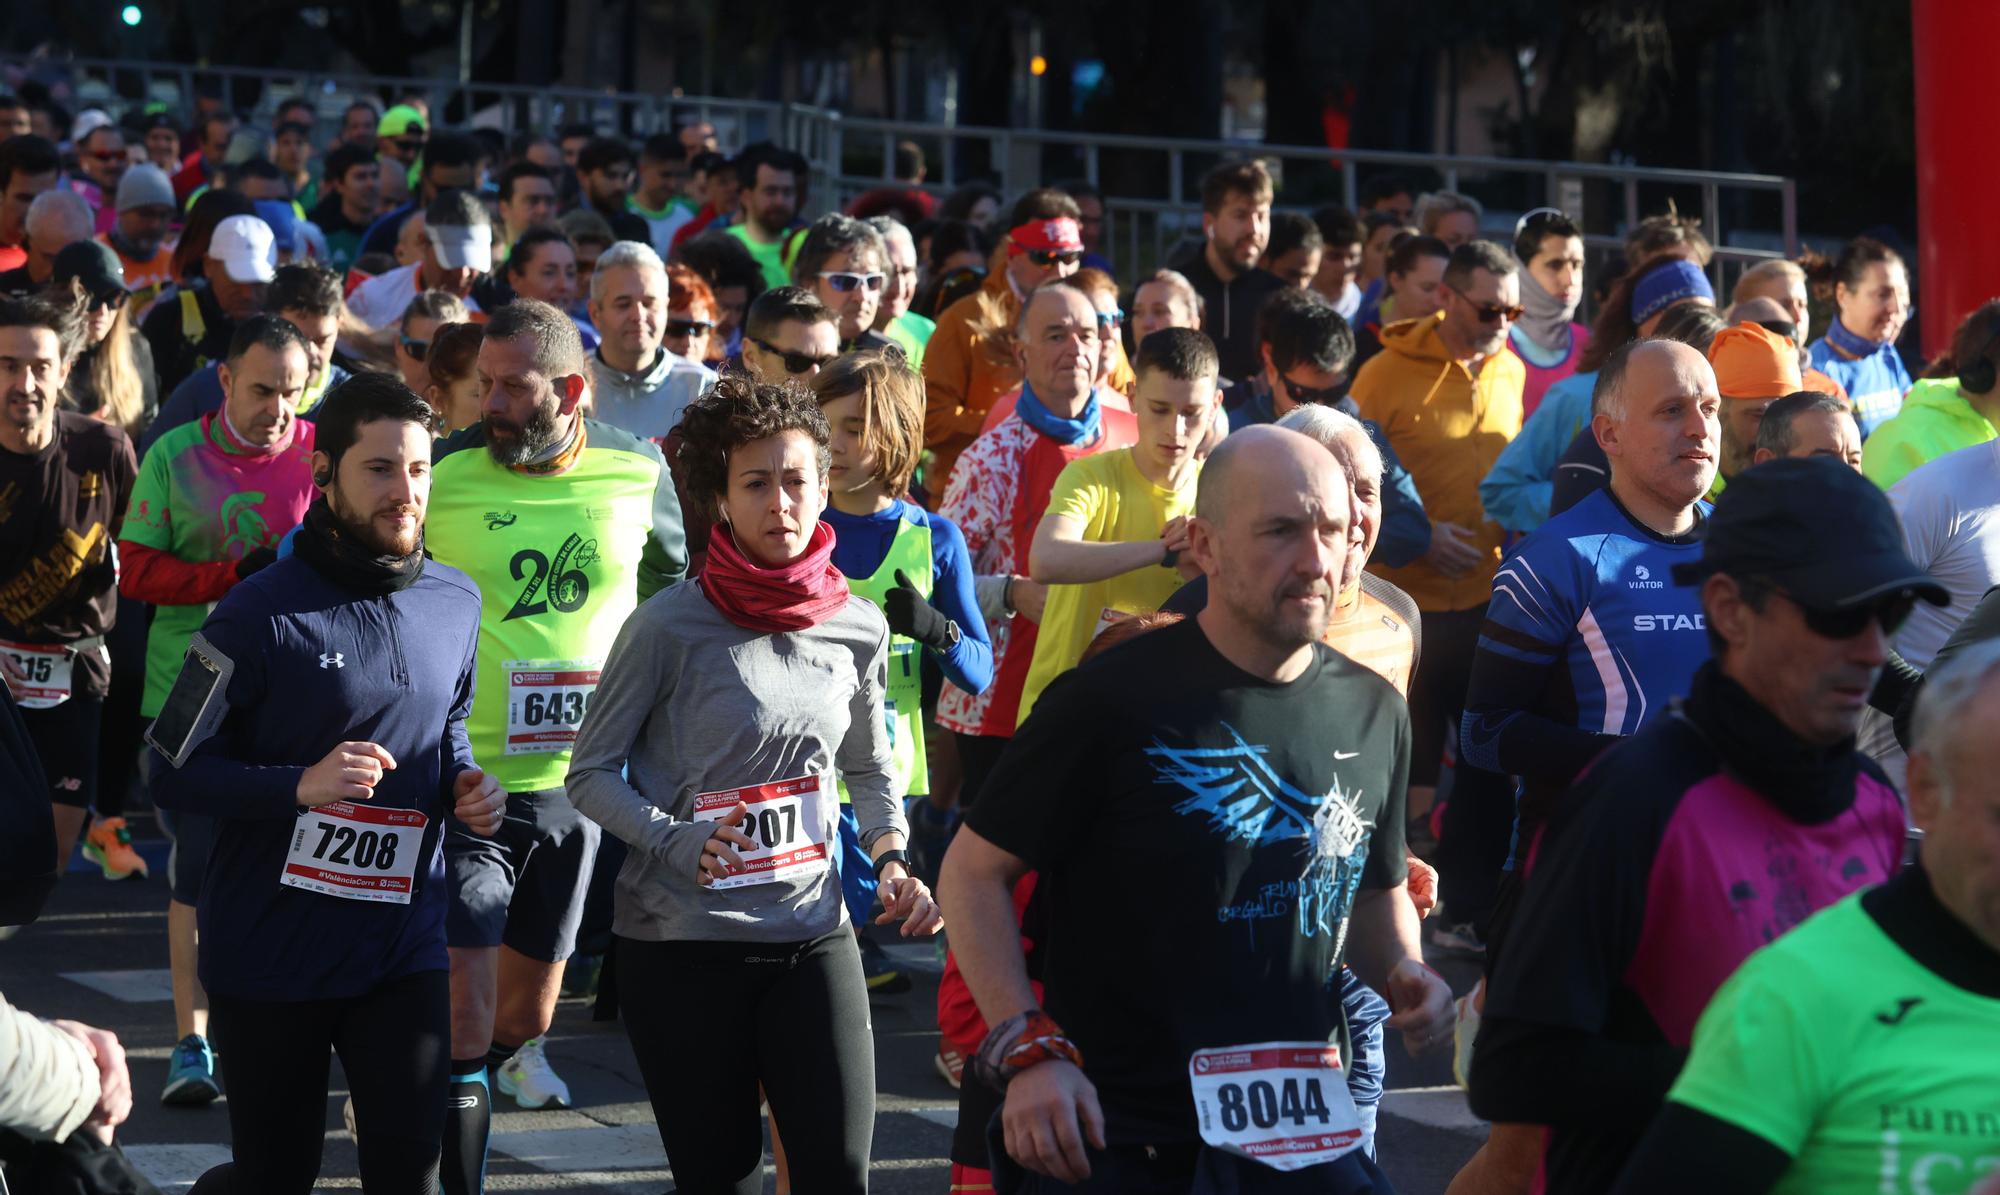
[1006,217,1083,256]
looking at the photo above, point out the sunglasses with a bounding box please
[1094,308,1125,335]
[665,318,714,338]
[88,291,127,313]
[393,138,426,155]
[750,336,837,375]
[1279,372,1349,407]
[1446,283,1524,324]
[818,271,884,294]
[1025,249,1082,268]
[1759,582,1916,640]
[399,334,429,361]
[87,149,124,163]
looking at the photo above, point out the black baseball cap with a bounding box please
[1672,456,1947,609]
[51,241,126,305]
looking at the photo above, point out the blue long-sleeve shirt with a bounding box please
[1480,369,1598,534]
[823,500,993,695]
[149,552,482,1001]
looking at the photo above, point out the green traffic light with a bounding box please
[122,5,141,24]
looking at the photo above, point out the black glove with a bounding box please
[884,568,956,650]
[235,546,278,580]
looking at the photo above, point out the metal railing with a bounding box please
[7,51,1797,289]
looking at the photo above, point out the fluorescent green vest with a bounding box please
[842,516,932,801]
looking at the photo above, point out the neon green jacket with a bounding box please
[1861,377,1997,490]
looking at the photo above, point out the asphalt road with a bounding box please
[0,811,1487,1193]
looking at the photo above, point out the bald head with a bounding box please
[1729,294,1806,352]
[1192,425,1353,653]
[1596,338,1715,422]
[26,190,93,250]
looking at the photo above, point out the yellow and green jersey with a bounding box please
[426,418,686,793]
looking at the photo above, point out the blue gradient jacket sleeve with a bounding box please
[1367,420,1432,568]
[926,511,994,695]
[1479,373,1596,534]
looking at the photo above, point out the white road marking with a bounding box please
[1381,1085,1488,1135]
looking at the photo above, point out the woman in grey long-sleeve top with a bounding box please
[566,374,941,1194]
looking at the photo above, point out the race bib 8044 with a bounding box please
[1188,1041,1365,1172]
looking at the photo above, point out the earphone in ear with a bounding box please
[312,470,331,487]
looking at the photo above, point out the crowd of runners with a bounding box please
[0,82,1995,1195]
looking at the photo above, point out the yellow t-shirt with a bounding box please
[1017,449,1197,724]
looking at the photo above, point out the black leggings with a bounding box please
[193,969,450,1195]
[617,930,875,1195]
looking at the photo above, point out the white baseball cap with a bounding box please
[208,215,277,284]
[426,223,492,273]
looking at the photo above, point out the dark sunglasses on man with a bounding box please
[750,336,837,375]
[1446,283,1524,324]
[665,318,715,339]
[1750,579,1917,640]
[1025,249,1082,269]
[1279,372,1350,408]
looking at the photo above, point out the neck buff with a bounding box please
[1015,381,1101,446]
[1005,216,1083,258]
[292,496,426,595]
[1513,256,1578,353]
[1825,314,1886,357]
[699,518,850,633]
[214,403,296,458]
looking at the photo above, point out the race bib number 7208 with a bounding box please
[1188,1042,1365,1172]
[281,801,428,905]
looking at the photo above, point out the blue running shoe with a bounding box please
[161,1033,220,1105]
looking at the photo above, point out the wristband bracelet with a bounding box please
[871,848,911,879]
[1002,574,1016,614]
[1162,546,1182,570]
[971,1008,1084,1091]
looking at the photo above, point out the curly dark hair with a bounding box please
[675,371,832,520]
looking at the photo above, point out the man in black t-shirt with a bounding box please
[943,425,1453,1191]
[0,293,138,874]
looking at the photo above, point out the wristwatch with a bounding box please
[942,619,962,649]
[872,849,912,879]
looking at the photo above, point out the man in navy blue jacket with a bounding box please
[152,373,506,1195]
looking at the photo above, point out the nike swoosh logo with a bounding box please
[1334,751,1360,760]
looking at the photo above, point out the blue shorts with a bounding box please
[1338,966,1390,1159]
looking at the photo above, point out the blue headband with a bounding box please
[1630,259,1714,325]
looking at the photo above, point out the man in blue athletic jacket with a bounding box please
[153,373,506,1195]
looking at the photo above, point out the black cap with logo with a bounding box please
[1671,456,1947,609]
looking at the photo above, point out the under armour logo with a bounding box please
[320,653,345,669]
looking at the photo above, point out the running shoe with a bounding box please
[934,1042,964,1090]
[161,1033,220,1105]
[562,952,602,1000]
[1431,920,1487,958]
[859,935,911,995]
[496,1036,573,1109]
[343,1095,358,1140]
[82,816,148,881]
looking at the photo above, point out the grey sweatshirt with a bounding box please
[566,579,905,943]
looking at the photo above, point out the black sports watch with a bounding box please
[872,849,912,879]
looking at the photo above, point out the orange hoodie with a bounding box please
[1351,313,1525,612]
[923,270,1022,496]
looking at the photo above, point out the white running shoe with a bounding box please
[496,1036,573,1109]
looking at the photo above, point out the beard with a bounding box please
[484,398,564,466]
[329,483,422,558]
[1217,564,1332,653]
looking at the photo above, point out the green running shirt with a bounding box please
[426,418,686,793]
[1669,887,2000,1195]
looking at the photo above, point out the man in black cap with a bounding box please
[1466,456,1942,1194]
